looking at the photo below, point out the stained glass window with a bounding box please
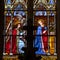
[3,0,57,60]
[3,0,27,56]
[33,0,57,59]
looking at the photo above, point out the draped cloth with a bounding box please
[42,27,48,52]
[5,29,17,54]
[18,32,25,54]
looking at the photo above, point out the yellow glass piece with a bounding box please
[3,56,19,60]
[41,56,57,60]
[49,36,55,55]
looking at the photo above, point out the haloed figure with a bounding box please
[5,19,21,55]
[34,19,48,54]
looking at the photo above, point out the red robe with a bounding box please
[42,27,48,52]
[5,29,17,54]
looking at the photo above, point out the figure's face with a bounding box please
[38,21,43,26]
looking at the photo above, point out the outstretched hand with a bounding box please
[43,30,47,34]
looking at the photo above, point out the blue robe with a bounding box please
[18,32,25,54]
[34,26,47,54]
[18,39,25,54]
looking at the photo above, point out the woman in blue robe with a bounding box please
[34,19,48,54]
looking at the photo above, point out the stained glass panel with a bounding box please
[33,10,57,56]
[4,11,27,35]
[3,0,57,59]
[3,0,27,56]
[4,0,27,10]
[3,11,27,55]
[33,0,56,10]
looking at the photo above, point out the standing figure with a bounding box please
[5,19,21,55]
[34,19,48,54]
